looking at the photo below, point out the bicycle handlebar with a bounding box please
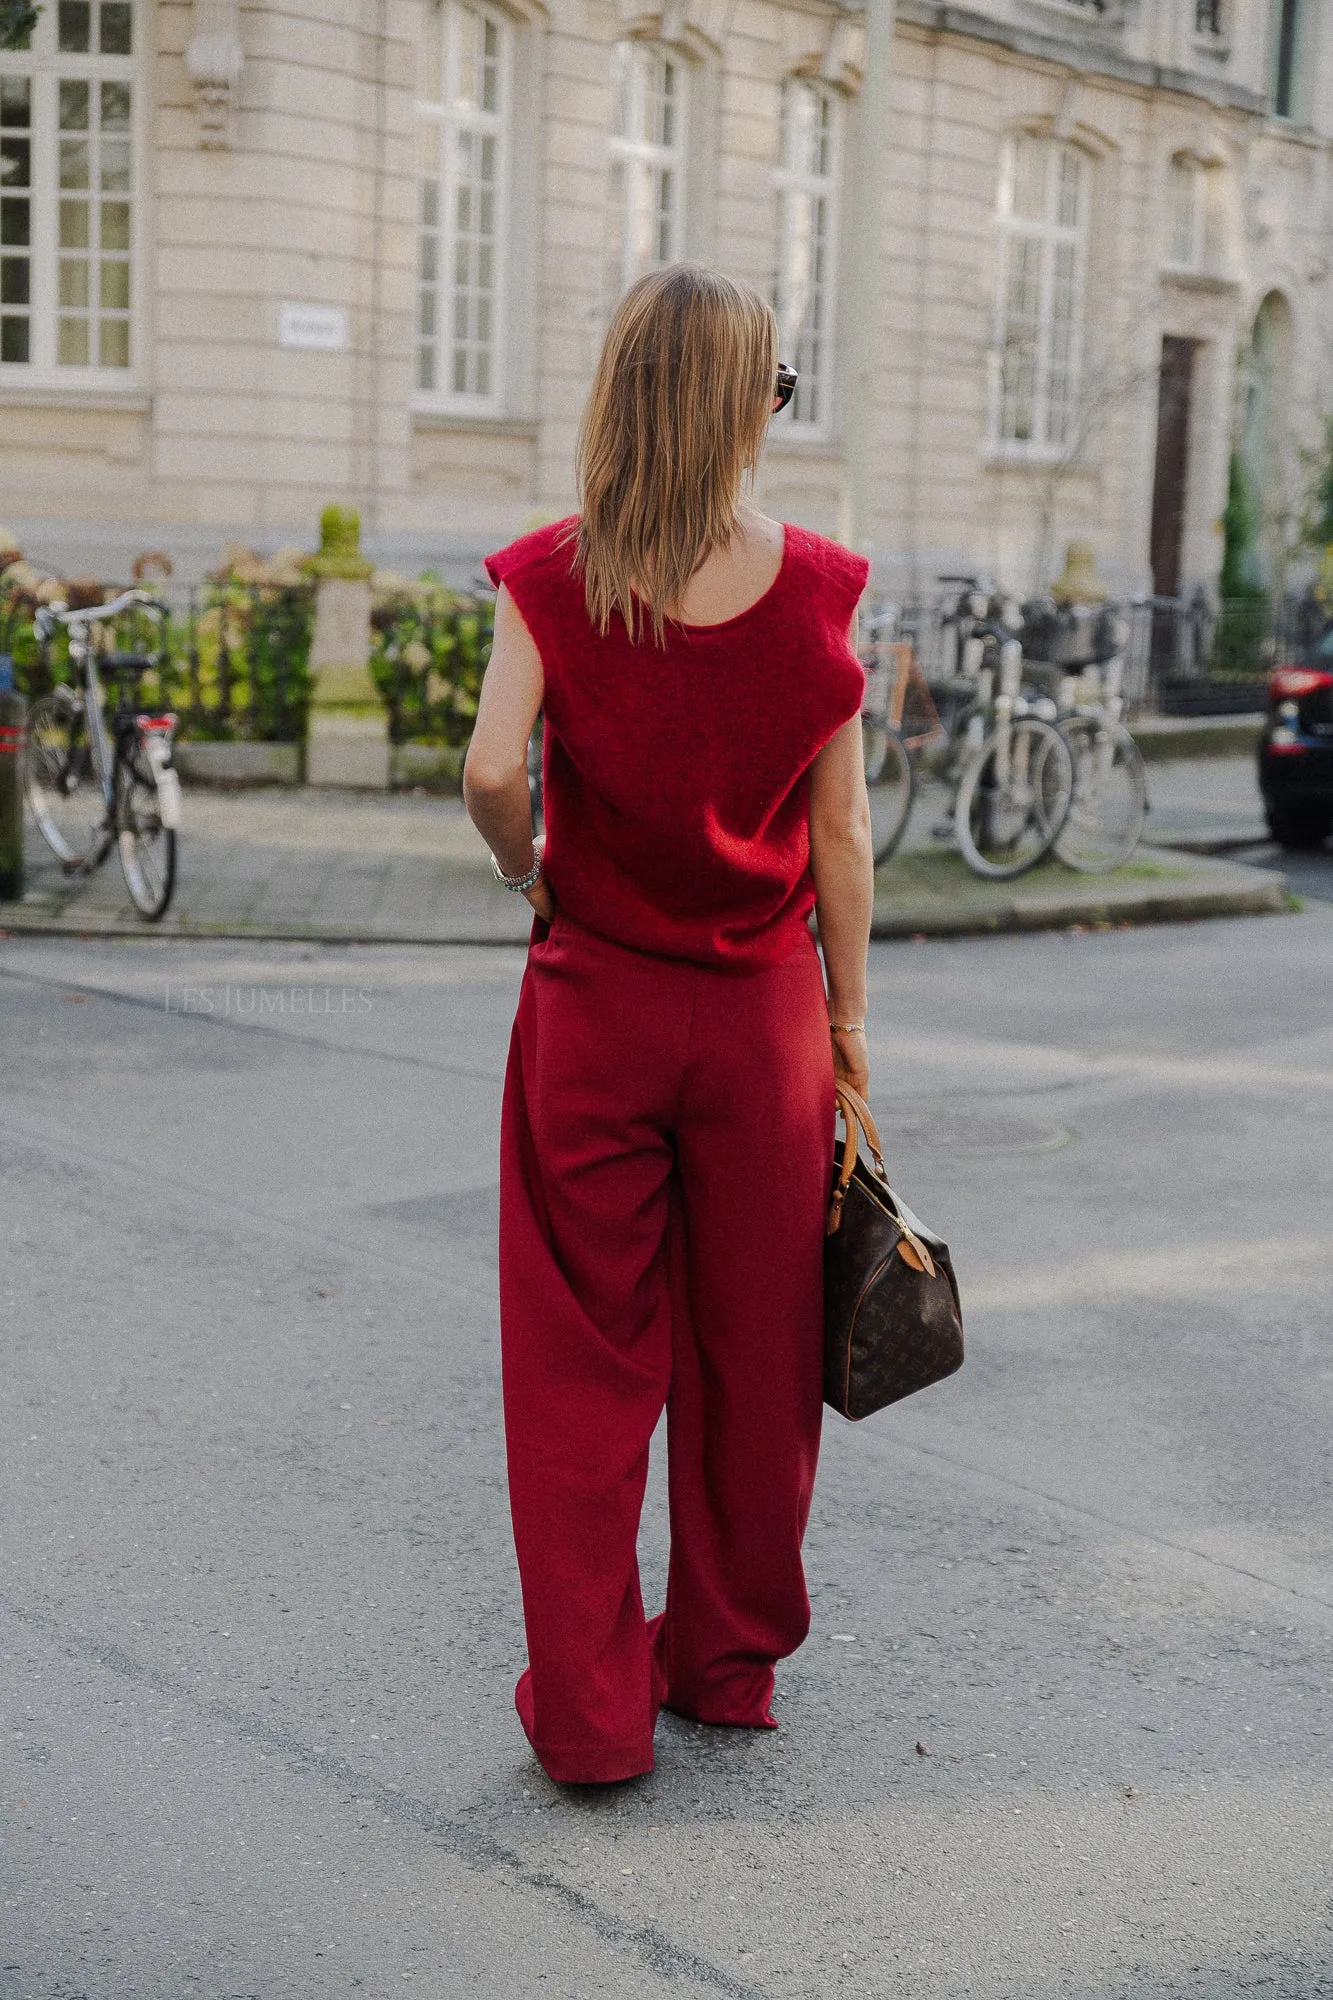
[35,587,167,642]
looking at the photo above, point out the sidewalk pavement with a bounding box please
[1132,752,1269,852]
[0,758,1287,945]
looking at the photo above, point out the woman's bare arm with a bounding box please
[809,709,874,1095]
[463,584,553,921]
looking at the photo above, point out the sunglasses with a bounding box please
[774,364,798,413]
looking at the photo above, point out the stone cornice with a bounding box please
[895,0,1269,115]
[777,8,867,91]
[412,411,539,440]
[493,0,550,20]
[0,387,152,413]
[613,0,729,60]
[1160,267,1243,293]
[617,0,864,78]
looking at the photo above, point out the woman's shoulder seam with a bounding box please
[492,515,579,577]
[780,524,869,597]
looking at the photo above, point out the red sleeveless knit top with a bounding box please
[484,517,868,968]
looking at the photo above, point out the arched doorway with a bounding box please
[1238,291,1294,588]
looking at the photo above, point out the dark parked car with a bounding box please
[1259,625,1333,850]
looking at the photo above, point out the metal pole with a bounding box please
[365,0,389,537]
[0,659,25,901]
[842,0,897,558]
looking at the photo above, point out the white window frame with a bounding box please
[1165,155,1207,270]
[415,0,513,416]
[0,0,142,389]
[772,78,841,438]
[1023,0,1127,26]
[989,134,1089,460]
[606,40,686,302]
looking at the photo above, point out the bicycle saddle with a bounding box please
[98,652,155,674]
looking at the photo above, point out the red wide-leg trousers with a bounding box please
[499,912,834,1783]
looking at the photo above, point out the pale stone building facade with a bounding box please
[0,0,1329,596]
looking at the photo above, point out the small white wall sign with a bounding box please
[277,302,350,352]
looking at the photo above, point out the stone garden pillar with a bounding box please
[304,505,389,790]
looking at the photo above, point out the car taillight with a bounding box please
[1270,665,1333,701]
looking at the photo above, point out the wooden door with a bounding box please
[1150,337,1197,598]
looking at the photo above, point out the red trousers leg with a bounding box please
[499,920,686,1782]
[500,917,832,1779]
[652,937,834,1726]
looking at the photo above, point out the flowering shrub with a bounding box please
[0,537,314,742]
[0,532,499,748]
[181,546,314,743]
[368,572,494,747]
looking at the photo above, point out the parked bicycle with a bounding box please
[24,589,182,920]
[919,577,1074,879]
[1020,595,1149,873]
[859,605,917,862]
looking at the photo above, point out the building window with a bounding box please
[606,41,685,301]
[773,79,840,434]
[1195,0,1227,38]
[417,0,511,409]
[0,0,137,380]
[1167,157,1206,268]
[0,75,31,365]
[1271,0,1303,118]
[991,134,1088,453]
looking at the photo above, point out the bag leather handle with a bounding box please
[828,1082,937,1274]
[835,1081,884,1161]
[828,1082,886,1236]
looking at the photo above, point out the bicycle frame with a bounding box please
[860,608,944,754]
[80,637,115,816]
[34,587,170,859]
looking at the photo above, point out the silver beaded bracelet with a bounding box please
[491,849,543,894]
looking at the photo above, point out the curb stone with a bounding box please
[870,844,1287,940]
[1130,715,1263,762]
[0,849,1289,945]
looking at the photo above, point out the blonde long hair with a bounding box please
[575,265,777,645]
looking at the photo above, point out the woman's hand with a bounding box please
[524,877,555,923]
[831,1024,869,1098]
[518,834,554,923]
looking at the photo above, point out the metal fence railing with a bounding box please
[873,589,1327,719]
[174,582,315,743]
[369,587,495,747]
[1,578,316,743]
[1122,593,1323,715]
[1,566,501,751]
[6,562,1317,750]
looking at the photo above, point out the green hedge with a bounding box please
[369,579,494,748]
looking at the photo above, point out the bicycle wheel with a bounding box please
[115,739,177,920]
[954,716,1072,880]
[862,717,915,863]
[1055,716,1147,873]
[23,692,100,868]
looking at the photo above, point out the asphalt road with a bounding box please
[1236,842,1333,904]
[3,903,1333,1999]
